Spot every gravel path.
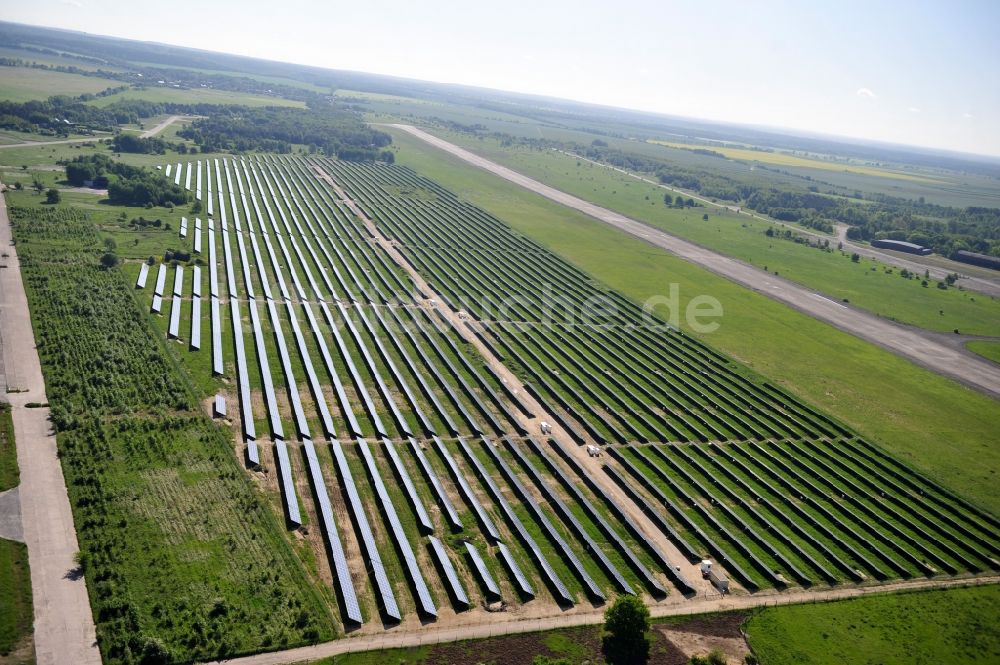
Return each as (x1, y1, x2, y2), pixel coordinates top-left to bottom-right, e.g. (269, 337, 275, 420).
(389, 124, 1000, 400)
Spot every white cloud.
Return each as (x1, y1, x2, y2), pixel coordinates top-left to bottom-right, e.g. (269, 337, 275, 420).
(855, 87, 877, 99)
(60, 0, 83, 7)
(963, 112, 974, 119)
(907, 106, 920, 113)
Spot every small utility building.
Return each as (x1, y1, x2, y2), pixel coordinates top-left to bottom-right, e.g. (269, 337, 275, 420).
(871, 239, 932, 255)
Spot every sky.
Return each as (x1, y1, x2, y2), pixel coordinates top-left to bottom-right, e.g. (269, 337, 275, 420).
(5, 0, 1000, 156)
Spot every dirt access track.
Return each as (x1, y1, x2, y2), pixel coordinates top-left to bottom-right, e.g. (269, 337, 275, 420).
(211, 576, 998, 665)
(388, 124, 1000, 401)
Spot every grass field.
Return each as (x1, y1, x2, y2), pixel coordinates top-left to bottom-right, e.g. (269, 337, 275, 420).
(88, 86, 305, 108)
(0, 403, 30, 662)
(966, 341, 1000, 365)
(746, 585, 1000, 664)
(420, 132, 1000, 336)
(647, 139, 942, 184)
(0, 139, 110, 168)
(0, 404, 17, 492)
(0, 538, 32, 661)
(0, 66, 121, 102)
(0, 128, 102, 145)
(387, 127, 1000, 516)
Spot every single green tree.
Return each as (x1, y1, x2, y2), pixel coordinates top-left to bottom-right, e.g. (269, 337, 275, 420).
(603, 595, 651, 664)
(45, 188, 61, 204)
(100, 252, 119, 269)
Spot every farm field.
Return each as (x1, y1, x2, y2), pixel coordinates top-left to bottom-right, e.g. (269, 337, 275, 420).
(0, 66, 120, 102)
(646, 139, 942, 183)
(0, 45, 123, 72)
(348, 91, 1000, 208)
(87, 86, 306, 108)
(126, 61, 334, 93)
(304, 611, 754, 664)
(413, 132, 1000, 337)
(82, 151, 994, 658)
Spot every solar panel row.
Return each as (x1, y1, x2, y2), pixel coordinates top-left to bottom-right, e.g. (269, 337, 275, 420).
(302, 439, 362, 624)
(428, 536, 470, 609)
(329, 439, 401, 621)
(505, 438, 633, 595)
(357, 438, 437, 618)
(484, 439, 604, 602)
(458, 438, 573, 606)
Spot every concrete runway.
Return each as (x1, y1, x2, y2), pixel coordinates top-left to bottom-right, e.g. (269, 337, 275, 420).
(559, 148, 1000, 299)
(0, 185, 101, 664)
(389, 124, 1000, 400)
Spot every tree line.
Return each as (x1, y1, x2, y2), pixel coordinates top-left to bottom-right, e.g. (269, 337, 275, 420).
(62, 154, 188, 207)
(177, 105, 394, 161)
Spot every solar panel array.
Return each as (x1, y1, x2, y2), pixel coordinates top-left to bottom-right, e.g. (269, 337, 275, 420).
(132, 154, 998, 632)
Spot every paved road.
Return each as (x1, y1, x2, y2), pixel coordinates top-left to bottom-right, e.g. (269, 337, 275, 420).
(140, 114, 195, 138)
(0, 186, 101, 664)
(390, 124, 1000, 400)
(559, 149, 1000, 298)
(209, 575, 999, 665)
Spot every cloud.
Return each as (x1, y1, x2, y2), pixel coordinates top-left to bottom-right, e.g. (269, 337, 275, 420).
(907, 106, 920, 113)
(963, 112, 974, 119)
(856, 87, 877, 99)
(60, 0, 83, 6)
